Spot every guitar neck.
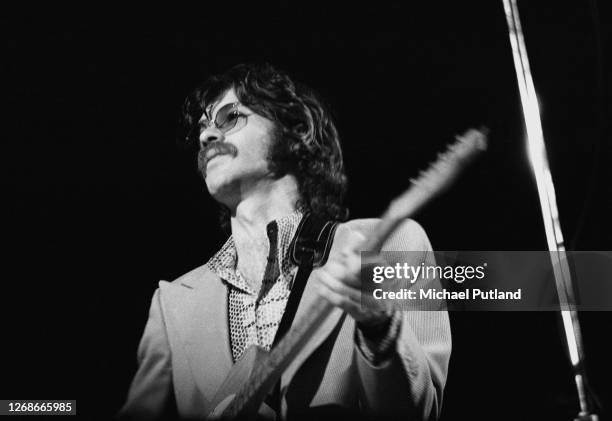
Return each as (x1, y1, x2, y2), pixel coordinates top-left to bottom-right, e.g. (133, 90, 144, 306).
(225, 298, 334, 418)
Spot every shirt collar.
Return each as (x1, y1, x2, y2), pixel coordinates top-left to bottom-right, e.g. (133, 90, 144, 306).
(206, 208, 305, 292)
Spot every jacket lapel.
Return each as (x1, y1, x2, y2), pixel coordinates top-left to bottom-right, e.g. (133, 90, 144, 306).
(159, 267, 233, 410)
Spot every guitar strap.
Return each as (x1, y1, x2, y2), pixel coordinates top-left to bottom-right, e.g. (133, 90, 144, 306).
(264, 213, 338, 414)
(272, 212, 338, 347)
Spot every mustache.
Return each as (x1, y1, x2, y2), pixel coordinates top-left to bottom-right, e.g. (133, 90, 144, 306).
(197, 142, 238, 175)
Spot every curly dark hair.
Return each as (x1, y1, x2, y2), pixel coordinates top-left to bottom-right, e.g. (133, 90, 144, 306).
(179, 63, 348, 229)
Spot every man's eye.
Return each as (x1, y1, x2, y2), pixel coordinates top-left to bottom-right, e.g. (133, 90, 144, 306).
(218, 112, 241, 128)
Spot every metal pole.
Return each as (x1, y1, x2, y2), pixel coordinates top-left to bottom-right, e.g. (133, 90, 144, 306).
(501, 1, 598, 419)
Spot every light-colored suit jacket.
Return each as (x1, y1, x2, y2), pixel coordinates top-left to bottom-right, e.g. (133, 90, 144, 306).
(120, 219, 451, 420)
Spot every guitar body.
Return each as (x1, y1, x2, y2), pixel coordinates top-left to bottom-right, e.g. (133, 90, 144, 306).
(208, 346, 277, 420)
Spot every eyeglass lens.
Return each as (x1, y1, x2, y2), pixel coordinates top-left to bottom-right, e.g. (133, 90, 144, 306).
(197, 103, 241, 136)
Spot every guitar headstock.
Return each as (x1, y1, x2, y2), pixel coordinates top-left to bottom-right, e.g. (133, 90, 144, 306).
(384, 127, 488, 222)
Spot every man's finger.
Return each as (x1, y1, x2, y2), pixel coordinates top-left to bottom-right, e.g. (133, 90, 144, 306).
(316, 269, 362, 303)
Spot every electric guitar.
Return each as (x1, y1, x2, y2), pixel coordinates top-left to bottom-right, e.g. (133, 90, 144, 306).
(208, 128, 489, 419)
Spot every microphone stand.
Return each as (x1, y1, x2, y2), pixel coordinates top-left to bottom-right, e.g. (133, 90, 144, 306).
(501, 1, 598, 419)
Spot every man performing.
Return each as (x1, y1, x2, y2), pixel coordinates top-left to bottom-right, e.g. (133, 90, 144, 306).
(120, 63, 451, 420)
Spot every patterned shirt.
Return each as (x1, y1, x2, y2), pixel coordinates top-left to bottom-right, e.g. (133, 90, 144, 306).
(206, 210, 303, 362)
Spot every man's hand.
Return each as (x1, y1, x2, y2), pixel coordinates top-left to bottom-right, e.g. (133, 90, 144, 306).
(313, 230, 389, 325)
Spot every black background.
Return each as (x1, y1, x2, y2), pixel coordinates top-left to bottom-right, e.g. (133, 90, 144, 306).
(2, 2, 611, 420)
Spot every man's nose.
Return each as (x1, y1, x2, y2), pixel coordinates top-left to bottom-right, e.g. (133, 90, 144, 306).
(199, 127, 224, 149)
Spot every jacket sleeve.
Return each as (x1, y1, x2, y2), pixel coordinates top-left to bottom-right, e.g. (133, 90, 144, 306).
(354, 219, 452, 421)
(118, 288, 176, 420)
